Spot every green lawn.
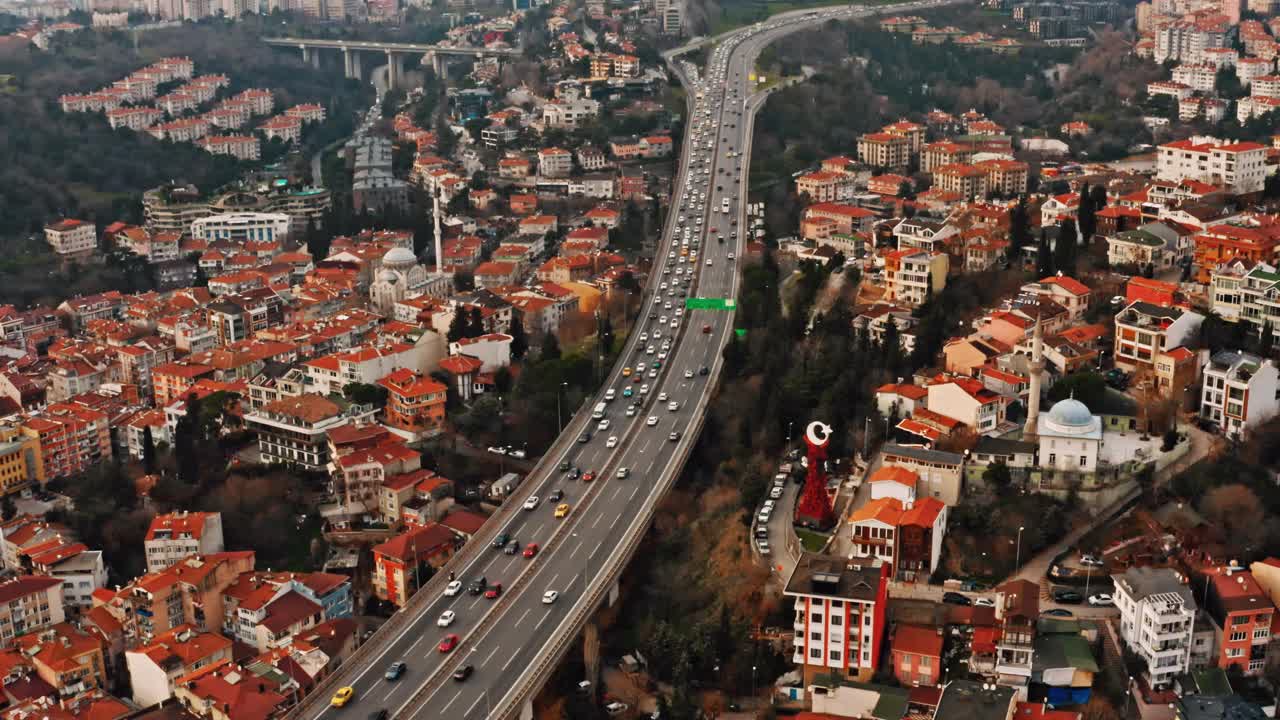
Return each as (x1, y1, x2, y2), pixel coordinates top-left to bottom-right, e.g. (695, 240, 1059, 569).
(796, 528, 830, 553)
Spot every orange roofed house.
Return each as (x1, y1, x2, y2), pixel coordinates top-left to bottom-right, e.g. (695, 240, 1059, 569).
(891, 624, 944, 687)
(143, 511, 225, 573)
(378, 368, 447, 439)
(372, 523, 459, 606)
(125, 624, 233, 707)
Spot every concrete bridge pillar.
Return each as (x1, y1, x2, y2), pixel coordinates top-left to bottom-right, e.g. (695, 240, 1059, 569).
(583, 621, 601, 695)
(343, 48, 354, 78)
(431, 51, 445, 78)
(352, 51, 362, 80)
(386, 50, 400, 89)
(519, 698, 535, 720)
(299, 45, 310, 64)
(310, 47, 320, 69)
(607, 580, 620, 608)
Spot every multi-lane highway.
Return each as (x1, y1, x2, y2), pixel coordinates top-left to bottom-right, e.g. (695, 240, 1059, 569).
(292, 3, 958, 719)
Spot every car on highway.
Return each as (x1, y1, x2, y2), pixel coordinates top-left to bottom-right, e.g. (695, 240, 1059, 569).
(543, 590, 559, 604)
(684, 369, 694, 378)
(548, 489, 564, 502)
(331, 687, 355, 707)
(647, 415, 659, 426)
(669, 429, 682, 442)
(523, 496, 539, 511)
(492, 533, 510, 548)
(606, 436, 619, 448)
(582, 470, 596, 482)
(597, 419, 611, 431)
(437, 611, 456, 627)
(453, 664, 474, 682)
(438, 634, 460, 653)
(555, 503, 570, 518)
(577, 432, 591, 443)
(484, 583, 503, 599)
(504, 539, 520, 555)
(558, 459, 571, 472)
(523, 543, 539, 558)
(668, 401, 680, 411)
(468, 577, 487, 595)
(1088, 593, 1114, 607)
(625, 404, 636, 416)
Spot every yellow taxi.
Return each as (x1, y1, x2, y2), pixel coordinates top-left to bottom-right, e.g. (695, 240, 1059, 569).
(622, 366, 632, 376)
(555, 503, 571, 518)
(331, 687, 355, 707)
(680, 247, 689, 256)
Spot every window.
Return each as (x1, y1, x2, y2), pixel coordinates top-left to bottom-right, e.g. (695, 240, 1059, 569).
(830, 650, 841, 661)
(864, 614, 872, 626)
(810, 648, 821, 659)
(1230, 631, 1247, 642)
(811, 613, 822, 623)
(811, 632, 822, 641)
(830, 615, 842, 626)
(1049, 453, 1056, 465)
(1080, 456, 1088, 467)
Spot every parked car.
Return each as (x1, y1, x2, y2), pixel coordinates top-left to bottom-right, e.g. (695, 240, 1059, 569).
(1052, 588, 1084, 604)
(1042, 608, 1074, 618)
(1080, 554, 1105, 567)
(942, 592, 972, 606)
(1088, 593, 1114, 607)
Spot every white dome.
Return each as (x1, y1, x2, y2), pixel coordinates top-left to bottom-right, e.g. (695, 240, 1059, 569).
(1047, 398, 1093, 428)
(383, 247, 417, 267)
(377, 268, 400, 283)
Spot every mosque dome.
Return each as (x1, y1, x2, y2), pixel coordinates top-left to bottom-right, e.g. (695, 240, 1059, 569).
(383, 247, 417, 267)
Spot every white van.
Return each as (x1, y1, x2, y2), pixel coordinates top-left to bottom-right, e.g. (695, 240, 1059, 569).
(592, 402, 607, 419)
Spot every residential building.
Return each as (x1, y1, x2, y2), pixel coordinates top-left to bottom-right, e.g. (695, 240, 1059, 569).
(1205, 566, 1273, 675)
(27, 538, 107, 612)
(848, 495, 948, 581)
(927, 376, 1005, 435)
(993, 579, 1039, 695)
(1156, 137, 1267, 195)
(1235, 262, 1280, 334)
(1199, 350, 1279, 439)
(1113, 302, 1204, 373)
(0, 426, 45, 497)
(95, 551, 255, 645)
(20, 403, 111, 479)
(538, 147, 573, 177)
(858, 132, 912, 170)
(190, 212, 291, 244)
(244, 394, 376, 471)
(0, 576, 65, 642)
(797, 171, 854, 203)
(371, 523, 459, 606)
(377, 368, 447, 439)
(935, 681, 1017, 720)
(883, 250, 948, 307)
(44, 219, 98, 264)
(1113, 566, 1196, 689)
(891, 625, 944, 687)
(172, 657, 291, 720)
(144, 511, 226, 573)
(783, 553, 890, 684)
(881, 444, 964, 506)
(14, 623, 107, 698)
(126, 624, 234, 708)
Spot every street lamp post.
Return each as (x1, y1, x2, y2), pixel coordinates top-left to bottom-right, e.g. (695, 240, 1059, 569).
(556, 382, 567, 434)
(751, 665, 757, 700)
(1015, 526, 1025, 574)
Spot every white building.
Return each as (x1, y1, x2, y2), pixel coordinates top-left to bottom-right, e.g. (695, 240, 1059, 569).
(1156, 137, 1268, 195)
(1153, 19, 1230, 64)
(190, 212, 292, 243)
(1199, 350, 1280, 439)
(1114, 301, 1205, 373)
(783, 553, 887, 684)
(44, 219, 97, 262)
(541, 97, 600, 130)
(449, 332, 513, 372)
(1113, 566, 1196, 689)
(1171, 63, 1219, 92)
(1035, 398, 1102, 478)
(143, 511, 225, 573)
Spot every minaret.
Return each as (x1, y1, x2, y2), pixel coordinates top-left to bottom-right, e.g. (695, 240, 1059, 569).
(1023, 314, 1044, 438)
(432, 184, 444, 276)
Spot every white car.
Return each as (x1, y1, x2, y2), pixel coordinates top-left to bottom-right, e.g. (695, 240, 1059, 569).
(1088, 593, 1114, 607)
(668, 401, 680, 411)
(647, 369, 658, 379)
(640, 384, 649, 395)
(706, 258, 713, 266)
(658, 392, 668, 402)
(646, 346, 655, 355)
(438, 610, 456, 627)
(647, 415, 659, 426)
(486, 445, 507, 455)
(598, 420, 611, 432)
(542, 590, 559, 604)
(606, 435, 619, 448)
(444, 580, 462, 597)
(625, 405, 637, 417)
(616, 467, 629, 478)
(973, 598, 996, 608)
(523, 496, 540, 511)
(684, 370, 694, 379)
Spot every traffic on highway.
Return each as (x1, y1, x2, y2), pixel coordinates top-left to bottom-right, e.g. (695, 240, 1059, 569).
(294, 3, 957, 719)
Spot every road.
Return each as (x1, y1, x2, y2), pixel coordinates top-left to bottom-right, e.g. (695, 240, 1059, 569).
(289, 3, 960, 719)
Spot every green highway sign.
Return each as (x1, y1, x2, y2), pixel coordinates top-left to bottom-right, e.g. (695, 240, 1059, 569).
(685, 298, 737, 310)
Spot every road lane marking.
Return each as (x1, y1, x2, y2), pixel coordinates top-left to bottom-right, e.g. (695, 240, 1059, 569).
(480, 645, 501, 668)
(516, 607, 531, 627)
(503, 653, 519, 671)
(590, 540, 603, 559)
(569, 542, 582, 560)
(591, 513, 604, 529)
(630, 486, 639, 500)
(539, 608, 555, 626)
(440, 689, 463, 715)
(546, 573, 560, 588)
(464, 693, 485, 716)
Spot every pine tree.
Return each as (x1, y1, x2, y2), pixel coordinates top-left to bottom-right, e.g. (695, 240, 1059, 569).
(446, 309, 468, 342)
(1054, 218, 1078, 276)
(541, 332, 561, 360)
(598, 314, 615, 354)
(467, 307, 484, 338)
(305, 217, 330, 260)
(142, 426, 157, 476)
(1037, 229, 1056, 278)
(509, 315, 528, 360)
(1260, 321, 1274, 358)
(1009, 195, 1030, 259)
(1077, 183, 1097, 244)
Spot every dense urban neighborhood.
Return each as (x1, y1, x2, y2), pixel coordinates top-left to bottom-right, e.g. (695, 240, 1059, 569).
(4, 0, 1280, 718)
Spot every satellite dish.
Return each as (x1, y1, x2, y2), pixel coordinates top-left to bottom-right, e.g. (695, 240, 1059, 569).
(806, 421, 832, 447)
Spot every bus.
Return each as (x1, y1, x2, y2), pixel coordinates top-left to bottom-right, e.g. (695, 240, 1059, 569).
(593, 402, 607, 419)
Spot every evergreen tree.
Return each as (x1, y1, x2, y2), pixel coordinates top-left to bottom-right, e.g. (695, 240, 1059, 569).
(1054, 218, 1078, 276)
(541, 332, 561, 360)
(1036, 229, 1056, 278)
(881, 317, 901, 373)
(173, 393, 201, 486)
(598, 314, 615, 354)
(142, 426, 157, 476)
(467, 307, 484, 338)
(446, 309, 468, 343)
(1260, 321, 1274, 358)
(305, 217, 330, 261)
(509, 315, 528, 360)
(1077, 183, 1097, 244)
(1009, 195, 1030, 259)
(1, 495, 15, 522)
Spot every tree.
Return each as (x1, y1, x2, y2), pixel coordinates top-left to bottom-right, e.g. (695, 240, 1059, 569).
(1009, 195, 1030, 259)
(1036, 229, 1056, 278)
(467, 307, 484, 338)
(541, 332, 561, 360)
(343, 382, 389, 408)
(305, 217, 330, 261)
(509, 315, 528, 360)
(598, 314, 615, 354)
(1201, 484, 1267, 558)
(446, 310, 468, 342)
(1077, 183, 1097, 244)
(1, 495, 16, 521)
(1048, 371, 1108, 409)
(1259, 321, 1274, 358)
(1054, 218, 1079, 276)
(983, 460, 1014, 495)
(142, 426, 157, 476)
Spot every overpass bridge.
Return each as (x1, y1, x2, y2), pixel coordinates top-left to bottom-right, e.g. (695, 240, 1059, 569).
(263, 37, 521, 87)
(281, 2, 960, 719)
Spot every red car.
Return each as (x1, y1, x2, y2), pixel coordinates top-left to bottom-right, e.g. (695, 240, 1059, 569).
(582, 471, 596, 482)
(523, 543, 539, 558)
(484, 583, 503, 599)
(438, 634, 460, 653)
(702, 324, 712, 334)
(632, 375, 643, 383)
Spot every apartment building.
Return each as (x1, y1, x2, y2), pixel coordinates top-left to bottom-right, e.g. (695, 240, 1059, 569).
(1199, 350, 1280, 439)
(95, 551, 255, 645)
(371, 523, 459, 606)
(0, 576, 65, 642)
(847, 495, 948, 581)
(27, 538, 107, 612)
(1206, 567, 1274, 676)
(1195, 220, 1280, 284)
(143, 511, 226, 573)
(0, 426, 45, 497)
(796, 171, 854, 203)
(1172, 62, 1220, 92)
(1113, 301, 1204, 373)
(15, 623, 107, 697)
(1231, 262, 1280, 334)
(221, 570, 351, 648)
(1153, 18, 1231, 63)
(891, 625, 943, 687)
(125, 625, 234, 707)
(783, 553, 890, 685)
(378, 368, 448, 439)
(993, 579, 1040, 694)
(883, 249, 948, 307)
(537, 147, 573, 177)
(20, 403, 111, 479)
(857, 132, 912, 170)
(927, 376, 1006, 435)
(1113, 567, 1196, 689)
(245, 394, 375, 471)
(1156, 137, 1267, 195)
(44, 219, 98, 264)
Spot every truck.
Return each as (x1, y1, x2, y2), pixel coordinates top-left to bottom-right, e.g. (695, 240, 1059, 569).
(593, 402, 607, 419)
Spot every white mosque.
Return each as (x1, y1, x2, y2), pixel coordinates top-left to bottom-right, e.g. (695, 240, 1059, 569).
(370, 246, 431, 314)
